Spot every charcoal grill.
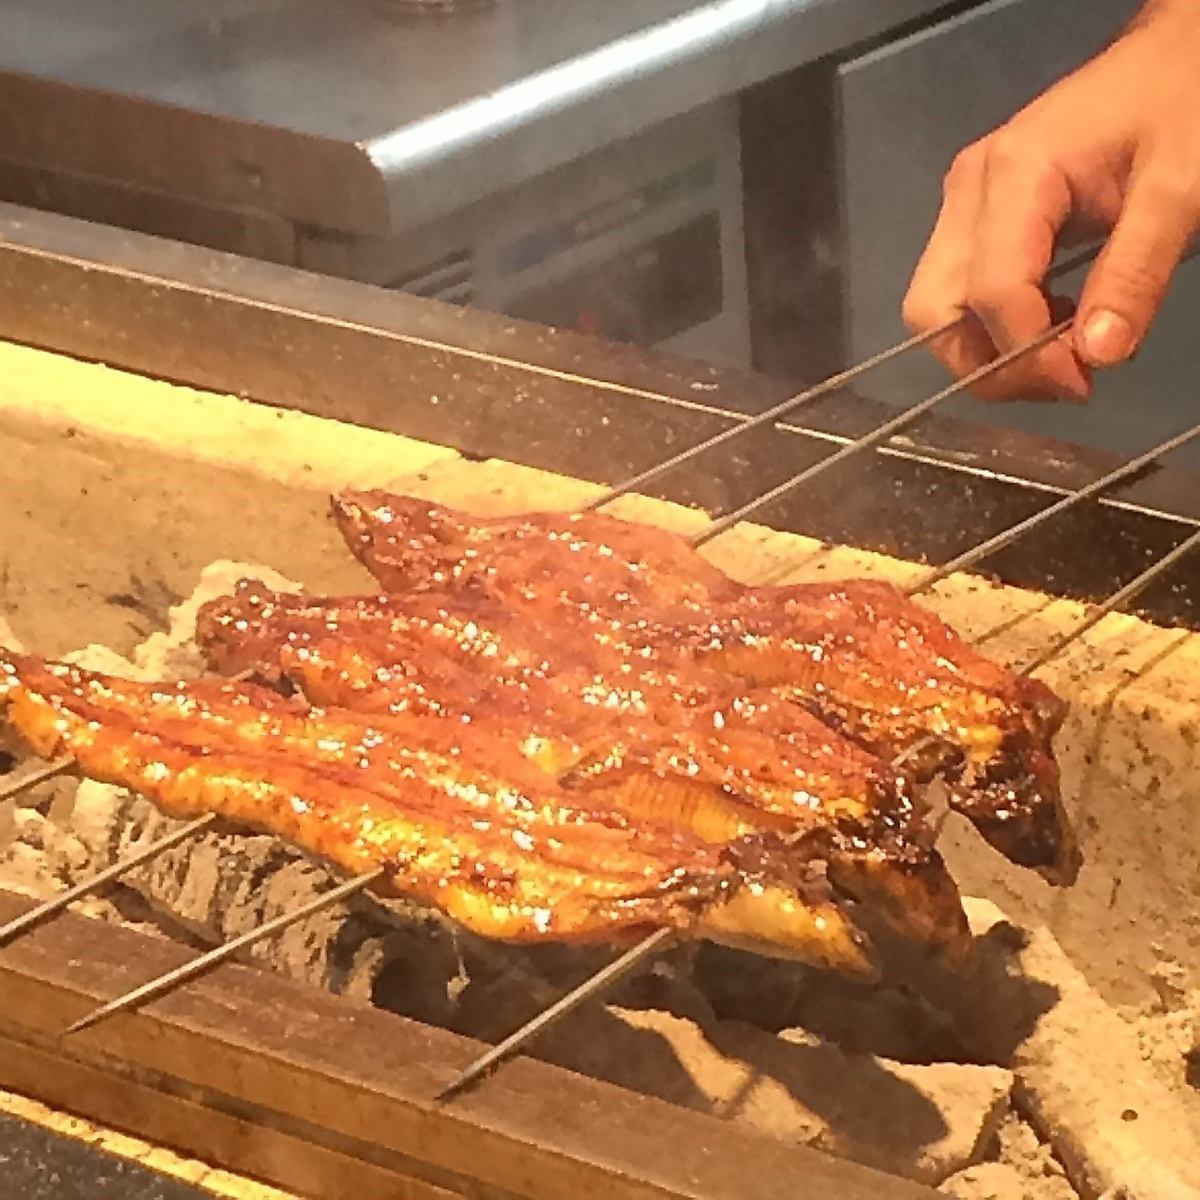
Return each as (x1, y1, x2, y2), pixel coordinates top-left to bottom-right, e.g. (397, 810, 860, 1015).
(1, 201, 1199, 1200)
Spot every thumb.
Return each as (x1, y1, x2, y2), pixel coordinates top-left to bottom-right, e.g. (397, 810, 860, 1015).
(1076, 170, 1196, 367)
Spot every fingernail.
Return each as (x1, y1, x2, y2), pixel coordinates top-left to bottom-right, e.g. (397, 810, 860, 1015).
(1080, 310, 1135, 366)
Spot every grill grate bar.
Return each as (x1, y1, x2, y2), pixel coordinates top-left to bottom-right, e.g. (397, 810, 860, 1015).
(907, 419, 1200, 596)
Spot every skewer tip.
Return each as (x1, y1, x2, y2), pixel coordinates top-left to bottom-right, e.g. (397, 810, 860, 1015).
(434, 1062, 492, 1104)
(63, 1008, 108, 1037)
(434, 926, 676, 1102)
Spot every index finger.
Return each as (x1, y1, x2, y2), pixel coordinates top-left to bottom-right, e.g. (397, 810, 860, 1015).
(903, 142, 1007, 389)
(966, 135, 1090, 398)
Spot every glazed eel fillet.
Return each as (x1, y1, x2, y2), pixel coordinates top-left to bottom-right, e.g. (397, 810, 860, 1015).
(0, 654, 881, 974)
(196, 582, 969, 953)
(332, 492, 1077, 881)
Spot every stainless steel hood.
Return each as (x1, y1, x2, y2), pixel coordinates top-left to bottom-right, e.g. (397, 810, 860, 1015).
(0, 0, 955, 235)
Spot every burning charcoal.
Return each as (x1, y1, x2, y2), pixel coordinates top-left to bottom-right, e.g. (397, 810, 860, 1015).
(1184, 1046, 1200, 1092)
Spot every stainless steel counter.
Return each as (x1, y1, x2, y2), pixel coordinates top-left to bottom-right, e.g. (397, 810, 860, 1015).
(0, 0, 953, 234)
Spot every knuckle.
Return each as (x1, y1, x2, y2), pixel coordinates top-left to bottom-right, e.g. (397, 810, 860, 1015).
(1095, 255, 1168, 304)
(901, 287, 930, 333)
(964, 271, 1006, 317)
(984, 128, 1025, 174)
(943, 140, 986, 197)
(903, 276, 964, 335)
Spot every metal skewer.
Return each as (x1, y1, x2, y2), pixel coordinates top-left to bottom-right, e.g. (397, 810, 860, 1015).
(587, 242, 1107, 513)
(690, 318, 1074, 548)
(435, 925, 677, 1102)
(64, 868, 384, 1034)
(1020, 526, 1200, 676)
(582, 327, 948, 513)
(0, 754, 76, 802)
(907, 418, 1200, 595)
(685, 246, 1200, 545)
(0, 813, 217, 945)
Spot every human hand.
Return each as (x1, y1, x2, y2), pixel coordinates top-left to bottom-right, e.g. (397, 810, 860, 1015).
(903, 0, 1200, 401)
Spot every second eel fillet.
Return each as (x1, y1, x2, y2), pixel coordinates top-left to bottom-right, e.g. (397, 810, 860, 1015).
(0, 653, 877, 973)
(331, 491, 1078, 882)
(195, 583, 970, 955)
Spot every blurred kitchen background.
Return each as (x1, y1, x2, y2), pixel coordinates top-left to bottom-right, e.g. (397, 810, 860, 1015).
(2, 0, 1192, 462)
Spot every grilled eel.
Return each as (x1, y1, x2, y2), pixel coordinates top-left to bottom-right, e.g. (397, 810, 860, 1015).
(0, 653, 877, 973)
(195, 583, 969, 954)
(331, 491, 1077, 882)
